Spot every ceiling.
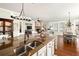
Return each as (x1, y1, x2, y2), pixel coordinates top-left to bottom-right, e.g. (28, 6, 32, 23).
(0, 3, 79, 22)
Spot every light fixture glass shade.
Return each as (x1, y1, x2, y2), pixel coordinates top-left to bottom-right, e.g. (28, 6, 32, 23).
(67, 20, 72, 27)
(66, 12, 72, 27)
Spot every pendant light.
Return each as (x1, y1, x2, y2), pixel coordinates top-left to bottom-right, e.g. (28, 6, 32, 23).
(67, 12, 72, 27)
(11, 3, 31, 21)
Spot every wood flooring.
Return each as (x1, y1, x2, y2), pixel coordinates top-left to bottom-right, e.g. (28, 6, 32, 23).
(55, 35, 79, 56)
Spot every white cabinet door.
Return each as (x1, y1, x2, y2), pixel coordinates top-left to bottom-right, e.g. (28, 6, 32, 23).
(51, 41, 54, 55)
(32, 52, 37, 56)
(38, 46, 46, 56)
(47, 41, 52, 56)
(38, 50, 46, 56)
(54, 36, 57, 49)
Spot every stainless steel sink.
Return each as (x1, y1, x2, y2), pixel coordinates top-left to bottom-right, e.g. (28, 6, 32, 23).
(13, 40, 44, 56)
(25, 40, 42, 51)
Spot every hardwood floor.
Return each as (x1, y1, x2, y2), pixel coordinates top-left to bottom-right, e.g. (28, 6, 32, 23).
(55, 35, 79, 56)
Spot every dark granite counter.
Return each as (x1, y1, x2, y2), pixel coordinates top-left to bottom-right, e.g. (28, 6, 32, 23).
(0, 35, 54, 56)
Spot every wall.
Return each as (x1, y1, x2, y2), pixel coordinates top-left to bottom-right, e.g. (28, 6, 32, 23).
(48, 20, 76, 35)
(48, 21, 66, 35)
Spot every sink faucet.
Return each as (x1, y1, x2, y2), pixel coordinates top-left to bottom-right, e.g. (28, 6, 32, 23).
(2, 36, 6, 42)
(34, 41, 37, 48)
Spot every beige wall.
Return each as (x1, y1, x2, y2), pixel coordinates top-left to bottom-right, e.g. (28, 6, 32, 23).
(48, 20, 76, 35)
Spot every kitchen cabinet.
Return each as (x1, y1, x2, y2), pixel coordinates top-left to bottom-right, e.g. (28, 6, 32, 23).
(0, 18, 13, 50)
(0, 18, 13, 37)
(33, 40, 54, 56)
(52, 41, 54, 55)
(54, 36, 57, 49)
(46, 39, 54, 56)
(46, 41, 52, 56)
(32, 40, 54, 56)
(37, 46, 46, 56)
(32, 52, 37, 56)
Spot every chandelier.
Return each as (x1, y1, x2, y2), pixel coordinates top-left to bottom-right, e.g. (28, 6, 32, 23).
(67, 12, 72, 27)
(11, 3, 31, 21)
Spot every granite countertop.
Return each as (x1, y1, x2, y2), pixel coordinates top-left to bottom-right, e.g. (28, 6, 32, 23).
(23, 35, 54, 56)
(27, 37, 53, 56)
(0, 35, 54, 56)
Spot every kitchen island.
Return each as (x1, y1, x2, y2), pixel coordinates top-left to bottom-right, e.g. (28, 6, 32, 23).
(0, 34, 54, 56)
